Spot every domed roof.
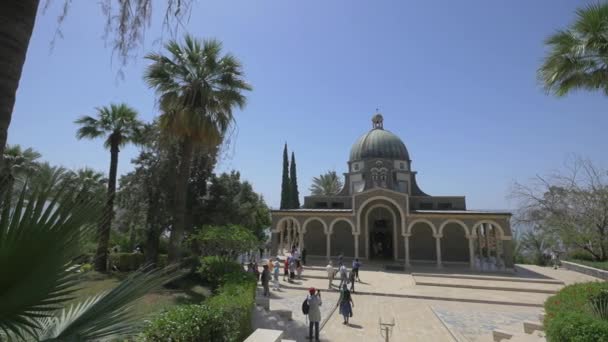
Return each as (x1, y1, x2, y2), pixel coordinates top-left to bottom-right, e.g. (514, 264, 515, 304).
(349, 114, 409, 161)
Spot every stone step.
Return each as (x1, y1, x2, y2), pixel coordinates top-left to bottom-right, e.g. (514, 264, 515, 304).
(493, 329, 545, 342)
(412, 272, 564, 285)
(244, 328, 284, 342)
(523, 320, 544, 334)
(281, 340, 296, 342)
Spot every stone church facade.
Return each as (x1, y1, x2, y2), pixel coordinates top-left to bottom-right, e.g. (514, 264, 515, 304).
(271, 114, 514, 271)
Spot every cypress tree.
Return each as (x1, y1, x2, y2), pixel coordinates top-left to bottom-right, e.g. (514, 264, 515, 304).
(290, 151, 300, 208)
(280, 143, 291, 209)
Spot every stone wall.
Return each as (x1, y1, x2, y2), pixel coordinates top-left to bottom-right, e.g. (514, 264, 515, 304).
(562, 260, 608, 280)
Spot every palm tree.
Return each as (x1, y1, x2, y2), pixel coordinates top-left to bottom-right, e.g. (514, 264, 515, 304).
(144, 35, 252, 262)
(0, 180, 180, 341)
(310, 171, 344, 196)
(539, 3, 608, 97)
(75, 103, 143, 272)
(1, 144, 41, 209)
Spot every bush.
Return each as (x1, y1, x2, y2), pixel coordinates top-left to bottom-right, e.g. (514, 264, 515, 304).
(79, 263, 93, 273)
(198, 256, 244, 289)
(109, 253, 145, 271)
(569, 250, 596, 262)
(143, 262, 256, 341)
(545, 282, 608, 342)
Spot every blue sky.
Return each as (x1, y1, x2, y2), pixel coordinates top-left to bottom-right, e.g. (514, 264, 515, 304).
(10, 0, 608, 210)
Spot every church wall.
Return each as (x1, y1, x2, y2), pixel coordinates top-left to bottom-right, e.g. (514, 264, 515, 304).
(303, 220, 326, 256)
(440, 223, 468, 262)
(410, 222, 436, 261)
(331, 221, 355, 258)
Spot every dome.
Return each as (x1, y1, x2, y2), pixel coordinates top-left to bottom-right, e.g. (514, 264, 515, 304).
(349, 114, 409, 161)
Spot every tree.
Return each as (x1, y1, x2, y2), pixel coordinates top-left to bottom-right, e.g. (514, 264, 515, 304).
(0, 180, 180, 341)
(0, 144, 41, 209)
(539, 2, 608, 97)
(75, 103, 143, 272)
(310, 170, 343, 196)
(280, 144, 290, 209)
(190, 225, 259, 260)
(0, 0, 197, 170)
(512, 157, 608, 261)
(144, 35, 252, 262)
(289, 151, 300, 209)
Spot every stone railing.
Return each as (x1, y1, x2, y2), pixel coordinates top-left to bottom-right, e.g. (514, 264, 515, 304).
(562, 260, 608, 280)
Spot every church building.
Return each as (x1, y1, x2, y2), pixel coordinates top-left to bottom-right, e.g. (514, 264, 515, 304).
(271, 114, 514, 271)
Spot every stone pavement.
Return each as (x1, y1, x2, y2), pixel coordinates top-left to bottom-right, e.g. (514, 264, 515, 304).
(252, 260, 601, 341)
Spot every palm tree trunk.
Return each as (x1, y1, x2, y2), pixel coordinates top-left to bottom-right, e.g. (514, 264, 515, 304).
(0, 0, 40, 170)
(94, 142, 119, 272)
(145, 195, 161, 266)
(168, 140, 193, 263)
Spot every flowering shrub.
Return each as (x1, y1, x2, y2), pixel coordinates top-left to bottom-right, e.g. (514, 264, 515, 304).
(545, 282, 608, 341)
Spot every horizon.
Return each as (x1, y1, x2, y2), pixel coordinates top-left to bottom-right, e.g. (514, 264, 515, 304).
(9, 0, 608, 211)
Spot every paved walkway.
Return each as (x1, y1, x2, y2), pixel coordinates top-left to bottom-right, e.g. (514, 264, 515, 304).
(252, 260, 601, 341)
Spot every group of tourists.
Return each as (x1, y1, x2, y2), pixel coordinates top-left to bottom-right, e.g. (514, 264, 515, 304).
(249, 245, 309, 297)
(325, 258, 361, 292)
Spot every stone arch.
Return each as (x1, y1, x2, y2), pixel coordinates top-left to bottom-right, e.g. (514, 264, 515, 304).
(275, 216, 300, 233)
(302, 218, 327, 257)
(303, 217, 329, 234)
(438, 219, 469, 237)
(471, 220, 505, 239)
(406, 218, 438, 236)
(440, 222, 469, 262)
(359, 202, 403, 260)
(357, 196, 406, 235)
(409, 221, 437, 261)
(331, 220, 355, 258)
(329, 218, 355, 234)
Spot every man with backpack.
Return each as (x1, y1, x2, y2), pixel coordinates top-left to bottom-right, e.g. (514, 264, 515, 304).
(303, 287, 322, 341)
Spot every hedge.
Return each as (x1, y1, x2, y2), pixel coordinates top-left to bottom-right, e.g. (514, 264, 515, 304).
(198, 256, 246, 289)
(142, 260, 256, 341)
(77, 253, 169, 271)
(544, 282, 608, 342)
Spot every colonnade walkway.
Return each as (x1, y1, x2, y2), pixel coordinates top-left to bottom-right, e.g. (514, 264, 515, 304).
(252, 256, 601, 341)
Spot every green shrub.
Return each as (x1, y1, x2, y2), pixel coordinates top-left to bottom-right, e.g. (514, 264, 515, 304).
(109, 253, 145, 271)
(198, 256, 244, 289)
(545, 282, 608, 342)
(143, 263, 256, 341)
(569, 250, 596, 262)
(79, 263, 93, 273)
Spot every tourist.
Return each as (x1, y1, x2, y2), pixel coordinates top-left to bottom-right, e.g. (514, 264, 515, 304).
(338, 284, 354, 325)
(261, 264, 270, 297)
(289, 258, 296, 282)
(247, 262, 254, 274)
(267, 258, 273, 271)
(302, 247, 307, 265)
(352, 258, 361, 282)
(253, 262, 260, 282)
(326, 261, 335, 289)
(296, 259, 303, 279)
(283, 257, 289, 281)
(306, 287, 323, 341)
(273, 257, 281, 291)
(338, 263, 348, 289)
(348, 270, 356, 293)
(293, 247, 300, 260)
(338, 252, 343, 266)
(551, 250, 559, 269)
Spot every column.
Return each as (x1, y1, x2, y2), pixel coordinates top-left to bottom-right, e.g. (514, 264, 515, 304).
(326, 232, 331, 260)
(468, 236, 475, 270)
(435, 235, 442, 268)
(354, 234, 359, 259)
(299, 228, 304, 250)
(286, 224, 291, 251)
(404, 235, 411, 268)
(279, 228, 284, 255)
(485, 224, 491, 259)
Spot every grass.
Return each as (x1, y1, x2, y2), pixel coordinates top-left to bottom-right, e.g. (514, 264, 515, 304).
(70, 271, 211, 317)
(569, 259, 608, 271)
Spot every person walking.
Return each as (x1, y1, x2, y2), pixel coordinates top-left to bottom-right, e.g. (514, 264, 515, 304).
(273, 258, 281, 291)
(261, 264, 270, 297)
(338, 263, 348, 289)
(302, 247, 307, 265)
(253, 262, 260, 283)
(338, 284, 354, 325)
(348, 270, 356, 293)
(296, 259, 303, 279)
(352, 258, 361, 282)
(306, 287, 323, 341)
(338, 252, 344, 266)
(289, 258, 296, 282)
(326, 261, 335, 289)
(283, 257, 289, 281)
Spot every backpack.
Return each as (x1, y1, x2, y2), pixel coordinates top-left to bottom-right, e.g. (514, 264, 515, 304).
(302, 297, 310, 315)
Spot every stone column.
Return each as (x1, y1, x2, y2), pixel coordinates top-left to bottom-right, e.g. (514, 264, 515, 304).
(404, 235, 411, 268)
(485, 224, 491, 259)
(299, 228, 304, 250)
(286, 225, 291, 251)
(435, 234, 442, 268)
(279, 228, 284, 255)
(468, 236, 475, 270)
(326, 232, 331, 260)
(354, 234, 359, 259)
